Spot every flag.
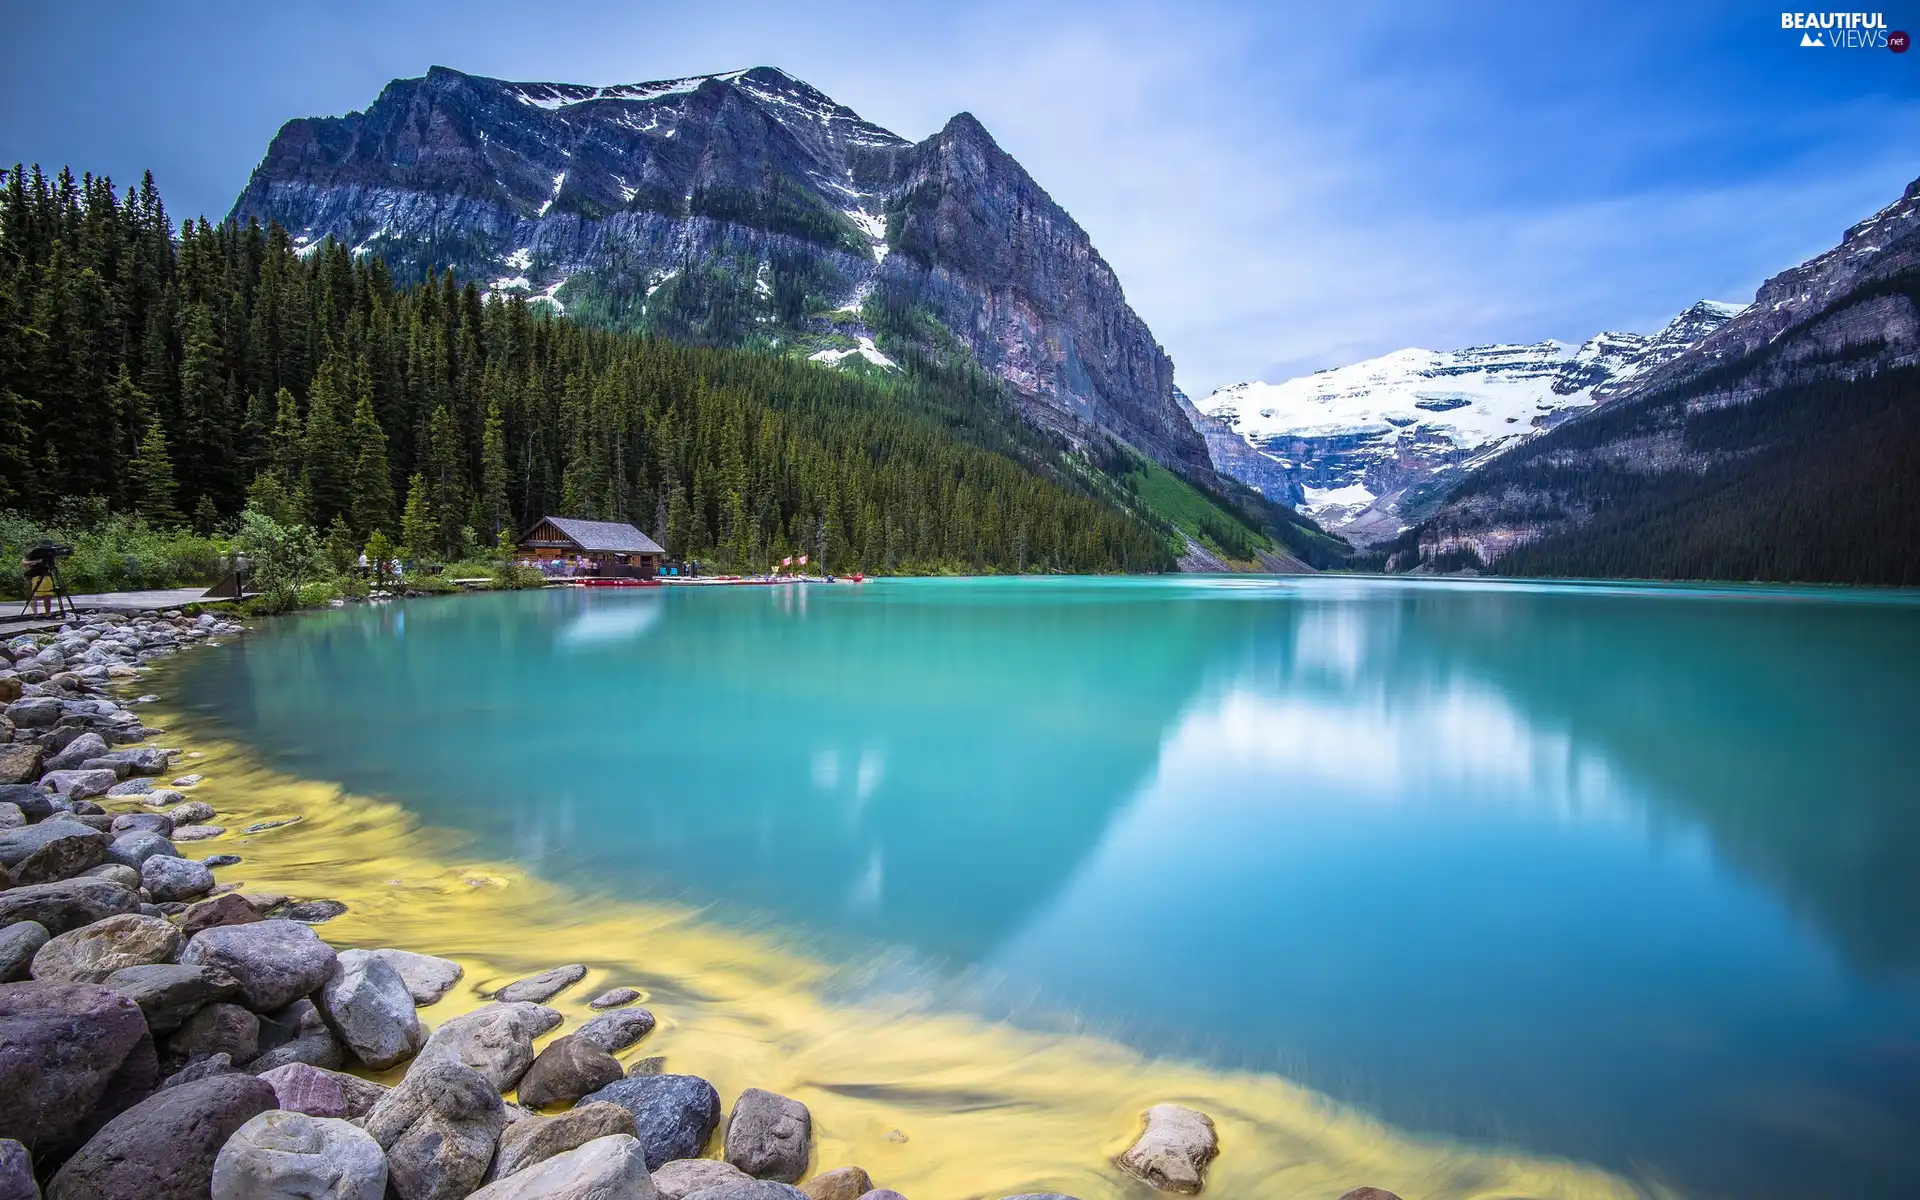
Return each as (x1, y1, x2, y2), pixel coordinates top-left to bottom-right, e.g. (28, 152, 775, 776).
(798, 555, 808, 565)
(782, 556, 793, 567)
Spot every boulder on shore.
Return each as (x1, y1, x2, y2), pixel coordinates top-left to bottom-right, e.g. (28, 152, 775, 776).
(103, 962, 238, 1033)
(210, 1109, 388, 1200)
(0, 820, 107, 886)
(30, 913, 181, 984)
(0, 877, 140, 935)
(318, 948, 424, 1070)
(369, 948, 463, 1005)
(577, 1006, 656, 1053)
(653, 1158, 752, 1200)
(1114, 1104, 1218, 1194)
(580, 1074, 722, 1171)
(798, 1166, 873, 1200)
(493, 963, 587, 1003)
(363, 1058, 507, 1200)
(256, 1062, 390, 1120)
(515, 1033, 623, 1109)
(0, 920, 50, 983)
(467, 1134, 655, 1200)
(724, 1087, 812, 1183)
(485, 1101, 636, 1183)
(412, 1001, 561, 1092)
(0, 980, 158, 1165)
(180, 919, 338, 1013)
(46, 1071, 276, 1200)
(141, 854, 214, 903)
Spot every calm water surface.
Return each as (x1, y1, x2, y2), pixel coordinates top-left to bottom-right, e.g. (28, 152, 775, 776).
(175, 576, 1920, 1198)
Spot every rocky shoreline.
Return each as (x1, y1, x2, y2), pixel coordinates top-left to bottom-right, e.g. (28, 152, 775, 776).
(0, 604, 1394, 1200)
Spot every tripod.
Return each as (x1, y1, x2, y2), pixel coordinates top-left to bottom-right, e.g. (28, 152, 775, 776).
(18, 552, 79, 620)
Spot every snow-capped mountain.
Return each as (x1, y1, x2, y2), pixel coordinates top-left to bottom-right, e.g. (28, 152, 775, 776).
(1194, 301, 1743, 542)
(231, 65, 1210, 474)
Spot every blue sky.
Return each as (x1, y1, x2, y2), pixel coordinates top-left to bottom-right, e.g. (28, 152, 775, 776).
(4, 0, 1916, 395)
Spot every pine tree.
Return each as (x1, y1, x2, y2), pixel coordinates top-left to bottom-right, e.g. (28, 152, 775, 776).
(348, 392, 395, 536)
(400, 472, 436, 564)
(478, 400, 510, 540)
(324, 514, 357, 574)
(125, 420, 182, 526)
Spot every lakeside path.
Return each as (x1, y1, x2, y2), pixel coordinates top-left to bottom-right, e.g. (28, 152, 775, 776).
(9, 601, 1654, 1199)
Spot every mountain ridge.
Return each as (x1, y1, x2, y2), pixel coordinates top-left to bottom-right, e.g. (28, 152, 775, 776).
(1190, 300, 1743, 543)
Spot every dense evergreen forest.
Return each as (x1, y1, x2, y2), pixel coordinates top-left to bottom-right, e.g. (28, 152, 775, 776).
(0, 164, 1187, 575)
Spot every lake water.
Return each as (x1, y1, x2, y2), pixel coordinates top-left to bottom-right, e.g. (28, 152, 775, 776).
(174, 576, 1920, 1198)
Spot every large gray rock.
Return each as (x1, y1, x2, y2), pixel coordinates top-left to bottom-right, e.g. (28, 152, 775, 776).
(45, 1072, 277, 1200)
(486, 1101, 636, 1183)
(494, 963, 586, 1003)
(0, 877, 139, 935)
(255, 1062, 389, 1119)
(467, 1134, 656, 1199)
(797, 1165, 872, 1200)
(76, 863, 138, 890)
(0, 744, 43, 786)
(40, 770, 119, 801)
(104, 831, 177, 870)
(516, 1033, 623, 1109)
(87, 748, 171, 776)
(0, 820, 107, 885)
(0, 919, 49, 983)
(318, 949, 424, 1070)
(413, 1001, 561, 1091)
(0, 981, 157, 1162)
(168, 1002, 261, 1064)
(243, 1030, 346, 1074)
(1334, 1191, 1404, 1200)
(31, 913, 181, 984)
(581, 1075, 722, 1171)
(589, 986, 641, 1010)
(1114, 1104, 1217, 1194)
(364, 1058, 507, 1200)
(0, 1138, 36, 1200)
(724, 1088, 811, 1183)
(140, 854, 214, 902)
(181, 919, 338, 1012)
(104, 962, 239, 1033)
(211, 1109, 387, 1200)
(180, 893, 262, 937)
(0, 785, 55, 820)
(5, 697, 61, 728)
(578, 1006, 657, 1053)
(0, 803, 23, 831)
(369, 948, 463, 1005)
(682, 1181, 806, 1200)
(44, 733, 109, 773)
(653, 1159, 752, 1200)
(108, 812, 172, 837)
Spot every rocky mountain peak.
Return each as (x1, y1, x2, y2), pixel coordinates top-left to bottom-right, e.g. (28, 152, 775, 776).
(231, 65, 1209, 474)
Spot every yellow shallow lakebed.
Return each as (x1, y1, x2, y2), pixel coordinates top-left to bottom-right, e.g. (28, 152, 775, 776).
(139, 711, 1657, 1200)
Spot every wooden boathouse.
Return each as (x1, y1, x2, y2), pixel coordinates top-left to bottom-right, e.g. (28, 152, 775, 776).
(516, 516, 666, 579)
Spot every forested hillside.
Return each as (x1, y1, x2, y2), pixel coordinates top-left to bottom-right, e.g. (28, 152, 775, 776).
(0, 164, 1179, 575)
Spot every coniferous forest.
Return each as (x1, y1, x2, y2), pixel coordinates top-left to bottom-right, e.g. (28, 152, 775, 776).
(0, 164, 1180, 579)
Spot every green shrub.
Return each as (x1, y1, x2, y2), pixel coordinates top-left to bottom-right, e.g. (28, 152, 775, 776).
(0, 509, 229, 599)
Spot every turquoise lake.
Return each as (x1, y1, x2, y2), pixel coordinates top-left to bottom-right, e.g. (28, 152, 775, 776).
(173, 576, 1920, 1198)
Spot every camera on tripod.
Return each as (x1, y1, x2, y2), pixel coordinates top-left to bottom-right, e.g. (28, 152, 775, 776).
(22, 541, 74, 573)
(17, 540, 78, 618)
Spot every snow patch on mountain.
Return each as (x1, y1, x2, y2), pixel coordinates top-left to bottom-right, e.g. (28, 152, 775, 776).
(810, 336, 898, 370)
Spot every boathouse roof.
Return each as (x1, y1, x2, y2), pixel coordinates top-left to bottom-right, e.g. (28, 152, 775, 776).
(522, 517, 665, 555)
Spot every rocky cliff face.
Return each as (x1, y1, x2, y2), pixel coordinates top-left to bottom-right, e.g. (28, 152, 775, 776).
(1191, 301, 1741, 543)
(1391, 175, 1920, 574)
(231, 66, 1210, 473)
